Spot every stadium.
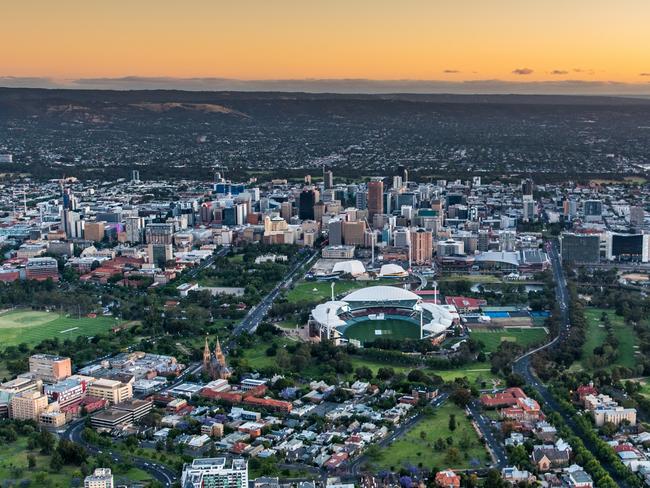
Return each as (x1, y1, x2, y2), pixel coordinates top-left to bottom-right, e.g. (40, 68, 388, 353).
(309, 285, 455, 346)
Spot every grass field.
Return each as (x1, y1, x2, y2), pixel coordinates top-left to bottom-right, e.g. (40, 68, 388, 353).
(345, 318, 421, 345)
(241, 337, 296, 370)
(285, 280, 369, 304)
(285, 279, 411, 305)
(578, 308, 638, 371)
(470, 327, 548, 353)
(0, 309, 119, 349)
(349, 357, 500, 385)
(373, 402, 489, 471)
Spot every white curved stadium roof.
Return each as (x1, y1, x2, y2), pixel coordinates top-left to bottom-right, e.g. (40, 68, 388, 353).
(378, 263, 408, 277)
(311, 301, 349, 328)
(332, 260, 366, 277)
(343, 285, 419, 303)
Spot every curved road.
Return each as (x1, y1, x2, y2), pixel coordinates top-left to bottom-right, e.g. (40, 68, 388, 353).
(511, 240, 630, 487)
(63, 420, 178, 486)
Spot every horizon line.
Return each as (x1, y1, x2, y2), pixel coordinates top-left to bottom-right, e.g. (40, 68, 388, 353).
(1, 75, 650, 97)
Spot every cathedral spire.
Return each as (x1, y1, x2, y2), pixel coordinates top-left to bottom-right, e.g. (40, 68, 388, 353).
(203, 335, 211, 367)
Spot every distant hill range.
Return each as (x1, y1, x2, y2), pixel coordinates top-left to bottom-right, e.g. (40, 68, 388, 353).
(1, 87, 649, 180)
(2, 87, 650, 119)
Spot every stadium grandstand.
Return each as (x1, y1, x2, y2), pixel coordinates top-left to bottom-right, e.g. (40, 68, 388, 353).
(309, 285, 454, 346)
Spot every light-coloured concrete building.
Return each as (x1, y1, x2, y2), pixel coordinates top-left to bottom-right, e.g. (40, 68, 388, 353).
(84, 468, 114, 488)
(87, 379, 133, 405)
(11, 390, 48, 420)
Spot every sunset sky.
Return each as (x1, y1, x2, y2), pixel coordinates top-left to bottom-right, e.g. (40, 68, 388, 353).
(3, 0, 650, 93)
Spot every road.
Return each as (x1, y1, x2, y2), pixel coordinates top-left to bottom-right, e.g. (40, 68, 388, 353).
(70, 249, 319, 486)
(467, 400, 508, 469)
(62, 420, 178, 486)
(347, 392, 449, 475)
(511, 240, 630, 487)
(412, 270, 428, 291)
(231, 249, 318, 337)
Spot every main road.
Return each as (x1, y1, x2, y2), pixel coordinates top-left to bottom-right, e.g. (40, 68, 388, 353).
(512, 240, 630, 487)
(231, 249, 319, 337)
(62, 420, 178, 486)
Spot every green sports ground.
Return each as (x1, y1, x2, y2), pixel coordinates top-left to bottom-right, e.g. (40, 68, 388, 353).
(0, 309, 120, 348)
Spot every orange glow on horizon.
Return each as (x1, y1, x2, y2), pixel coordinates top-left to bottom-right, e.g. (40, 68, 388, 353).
(3, 0, 650, 83)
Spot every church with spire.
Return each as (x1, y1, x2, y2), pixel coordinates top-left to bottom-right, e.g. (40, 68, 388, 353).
(203, 336, 232, 380)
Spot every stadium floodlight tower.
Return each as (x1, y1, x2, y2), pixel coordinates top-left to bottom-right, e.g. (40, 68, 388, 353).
(414, 302, 424, 339)
(364, 217, 376, 267)
(325, 305, 332, 340)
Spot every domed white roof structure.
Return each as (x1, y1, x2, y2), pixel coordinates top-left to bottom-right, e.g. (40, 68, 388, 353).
(378, 263, 408, 277)
(332, 260, 366, 277)
(343, 285, 419, 303)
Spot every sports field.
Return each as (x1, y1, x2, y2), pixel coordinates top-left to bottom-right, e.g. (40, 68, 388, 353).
(373, 402, 490, 471)
(470, 327, 548, 353)
(0, 309, 119, 349)
(285, 280, 368, 304)
(344, 318, 420, 344)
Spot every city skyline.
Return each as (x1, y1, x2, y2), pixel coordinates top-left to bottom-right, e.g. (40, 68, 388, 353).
(3, 0, 650, 95)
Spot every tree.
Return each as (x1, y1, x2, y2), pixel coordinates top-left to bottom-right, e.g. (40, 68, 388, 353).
(376, 367, 395, 381)
(434, 438, 446, 451)
(600, 421, 618, 438)
(483, 469, 507, 488)
(27, 454, 36, 469)
(407, 369, 430, 384)
(50, 451, 64, 471)
(445, 447, 461, 465)
(355, 366, 373, 380)
(448, 414, 457, 431)
(450, 387, 472, 407)
(508, 444, 529, 468)
(56, 439, 88, 464)
(38, 429, 55, 455)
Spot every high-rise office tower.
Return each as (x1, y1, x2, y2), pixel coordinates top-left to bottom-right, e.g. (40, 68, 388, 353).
(145, 223, 174, 244)
(125, 216, 144, 243)
(131, 170, 140, 183)
(60, 187, 78, 237)
(342, 220, 367, 246)
(323, 171, 334, 189)
(328, 218, 343, 246)
(410, 228, 433, 264)
(522, 196, 536, 222)
(299, 189, 316, 220)
(314, 201, 325, 223)
(367, 180, 384, 221)
(355, 191, 367, 210)
(280, 202, 293, 221)
(477, 229, 490, 252)
(397, 165, 408, 184)
(521, 178, 534, 196)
